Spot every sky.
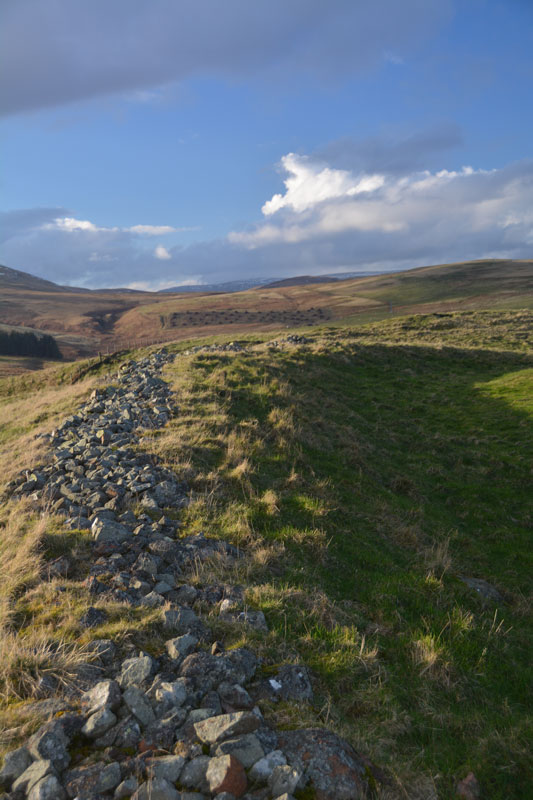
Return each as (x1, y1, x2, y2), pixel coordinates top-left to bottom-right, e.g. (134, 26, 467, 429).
(1, 0, 532, 290)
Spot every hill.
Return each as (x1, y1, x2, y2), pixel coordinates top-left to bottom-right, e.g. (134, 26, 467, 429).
(0, 264, 75, 292)
(0, 259, 532, 371)
(0, 310, 531, 798)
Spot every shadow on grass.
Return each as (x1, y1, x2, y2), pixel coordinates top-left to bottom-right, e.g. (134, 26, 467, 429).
(182, 341, 532, 798)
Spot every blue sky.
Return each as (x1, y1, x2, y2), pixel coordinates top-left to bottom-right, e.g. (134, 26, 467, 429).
(1, 0, 532, 289)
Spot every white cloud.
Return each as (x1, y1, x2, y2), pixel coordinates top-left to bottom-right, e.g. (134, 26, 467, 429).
(154, 245, 171, 260)
(41, 217, 178, 236)
(43, 216, 101, 232)
(231, 158, 502, 248)
(128, 224, 176, 235)
(262, 153, 385, 215)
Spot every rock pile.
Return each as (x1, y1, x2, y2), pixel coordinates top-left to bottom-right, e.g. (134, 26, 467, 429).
(183, 342, 245, 356)
(1, 349, 374, 800)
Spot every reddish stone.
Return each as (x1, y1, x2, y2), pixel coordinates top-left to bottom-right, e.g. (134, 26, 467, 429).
(278, 728, 377, 800)
(206, 754, 247, 797)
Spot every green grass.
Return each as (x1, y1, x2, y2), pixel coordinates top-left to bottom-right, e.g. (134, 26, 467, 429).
(0, 310, 531, 796)
(153, 311, 533, 799)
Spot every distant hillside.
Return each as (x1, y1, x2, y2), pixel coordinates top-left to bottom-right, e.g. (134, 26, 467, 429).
(159, 278, 273, 294)
(161, 271, 382, 293)
(263, 275, 340, 289)
(0, 264, 78, 292)
(1, 258, 531, 371)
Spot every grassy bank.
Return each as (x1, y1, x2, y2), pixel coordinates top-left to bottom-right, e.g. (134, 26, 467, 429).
(147, 314, 533, 798)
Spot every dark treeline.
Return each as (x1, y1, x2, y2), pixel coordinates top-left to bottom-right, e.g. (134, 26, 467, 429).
(0, 329, 62, 359)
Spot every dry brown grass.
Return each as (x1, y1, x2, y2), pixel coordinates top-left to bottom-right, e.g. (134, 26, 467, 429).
(0, 502, 46, 629)
(0, 505, 96, 703)
(0, 377, 98, 485)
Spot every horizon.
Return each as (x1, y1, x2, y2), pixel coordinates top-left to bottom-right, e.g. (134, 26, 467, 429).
(1, 1, 532, 290)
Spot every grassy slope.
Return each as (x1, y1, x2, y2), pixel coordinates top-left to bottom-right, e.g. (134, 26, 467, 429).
(0, 311, 531, 797)
(112, 259, 533, 344)
(150, 312, 532, 799)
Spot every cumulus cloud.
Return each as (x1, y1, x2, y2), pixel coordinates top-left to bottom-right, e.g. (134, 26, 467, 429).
(0, 0, 451, 116)
(262, 153, 385, 216)
(229, 157, 507, 248)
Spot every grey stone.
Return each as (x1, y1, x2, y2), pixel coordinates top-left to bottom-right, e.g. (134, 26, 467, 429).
(154, 581, 173, 594)
(120, 654, 153, 687)
(155, 680, 188, 708)
(99, 762, 122, 793)
(0, 746, 32, 789)
(174, 585, 198, 605)
(28, 774, 66, 800)
(64, 761, 121, 798)
(123, 686, 156, 727)
(268, 765, 301, 797)
(278, 728, 371, 799)
(82, 679, 122, 712)
(146, 755, 186, 783)
(154, 481, 180, 507)
(132, 777, 180, 800)
(114, 716, 142, 747)
(82, 706, 117, 738)
(274, 665, 313, 703)
(162, 606, 199, 634)
(13, 761, 56, 795)
(249, 751, 287, 783)
(179, 756, 210, 793)
(140, 590, 166, 608)
(214, 734, 264, 768)
(179, 795, 207, 800)
(27, 722, 70, 771)
(217, 682, 254, 710)
(165, 634, 198, 660)
(91, 518, 130, 543)
(187, 708, 218, 727)
(114, 776, 139, 798)
(142, 709, 186, 751)
(156, 572, 176, 588)
(235, 610, 268, 632)
(194, 712, 260, 745)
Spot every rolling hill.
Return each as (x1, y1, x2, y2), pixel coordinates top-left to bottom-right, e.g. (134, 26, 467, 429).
(0, 259, 531, 370)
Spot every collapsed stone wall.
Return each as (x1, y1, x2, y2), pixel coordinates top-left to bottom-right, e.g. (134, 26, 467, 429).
(1, 350, 376, 800)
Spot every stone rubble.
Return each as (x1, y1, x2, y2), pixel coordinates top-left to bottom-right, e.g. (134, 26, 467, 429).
(1, 349, 375, 800)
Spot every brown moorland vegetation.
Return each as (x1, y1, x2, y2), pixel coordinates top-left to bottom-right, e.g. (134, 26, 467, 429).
(1, 259, 532, 372)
